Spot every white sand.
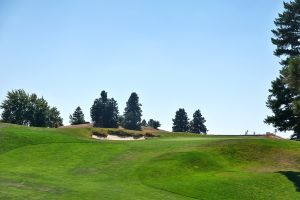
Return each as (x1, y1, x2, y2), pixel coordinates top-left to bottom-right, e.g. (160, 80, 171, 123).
(92, 134, 145, 141)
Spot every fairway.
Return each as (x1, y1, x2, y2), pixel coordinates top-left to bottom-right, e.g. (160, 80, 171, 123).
(1, 123, 300, 200)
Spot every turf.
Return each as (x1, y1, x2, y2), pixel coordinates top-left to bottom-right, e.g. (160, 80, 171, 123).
(1, 123, 300, 199)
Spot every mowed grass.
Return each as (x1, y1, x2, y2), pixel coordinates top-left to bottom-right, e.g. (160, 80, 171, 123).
(1, 123, 300, 199)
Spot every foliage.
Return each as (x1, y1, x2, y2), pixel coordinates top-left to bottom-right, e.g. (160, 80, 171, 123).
(141, 119, 147, 127)
(1, 89, 29, 125)
(189, 109, 207, 134)
(267, 0, 300, 140)
(172, 108, 189, 132)
(49, 107, 63, 128)
(123, 92, 142, 130)
(265, 76, 297, 131)
(271, 0, 300, 65)
(70, 106, 86, 125)
(90, 91, 119, 128)
(118, 115, 125, 127)
(92, 130, 108, 138)
(0, 89, 63, 127)
(283, 57, 300, 94)
(147, 119, 161, 129)
(283, 57, 300, 116)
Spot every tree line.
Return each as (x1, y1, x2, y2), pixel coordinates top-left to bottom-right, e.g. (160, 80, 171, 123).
(0, 89, 207, 133)
(172, 108, 207, 134)
(0, 89, 63, 128)
(265, 0, 300, 140)
(88, 91, 148, 130)
(67, 91, 208, 133)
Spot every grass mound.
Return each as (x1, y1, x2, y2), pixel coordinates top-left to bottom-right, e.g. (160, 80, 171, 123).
(139, 139, 300, 199)
(1, 122, 300, 199)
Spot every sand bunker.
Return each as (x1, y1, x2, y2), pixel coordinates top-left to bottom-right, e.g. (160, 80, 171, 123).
(92, 134, 145, 141)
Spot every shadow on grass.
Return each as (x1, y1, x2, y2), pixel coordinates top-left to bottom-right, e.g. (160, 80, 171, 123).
(278, 171, 300, 192)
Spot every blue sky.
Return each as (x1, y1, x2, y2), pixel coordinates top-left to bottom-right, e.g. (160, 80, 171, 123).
(0, 0, 289, 137)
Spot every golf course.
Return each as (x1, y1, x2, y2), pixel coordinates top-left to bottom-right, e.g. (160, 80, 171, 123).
(1, 123, 300, 200)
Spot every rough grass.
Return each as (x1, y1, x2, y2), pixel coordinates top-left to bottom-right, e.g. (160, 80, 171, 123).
(1, 123, 300, 199)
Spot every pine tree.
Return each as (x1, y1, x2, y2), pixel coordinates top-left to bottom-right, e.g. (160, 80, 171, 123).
(123, 92, 142, 130)
(172, 108, 189, 132)
(271, 0, 300, 65)
(283, 58, 300, 139)
(190, 109, 207, 134)
(49, 107, 63, 128)
(266, 0, 300, 140)
(265, 76, 298, 134)
(118, 115, 125, 127)
(106, 98, 119, 128)
(70, 106, 85, 125)
(141, 119, 147, 127)
(284, 57, 300, 93)
(90, 91, 119, 128)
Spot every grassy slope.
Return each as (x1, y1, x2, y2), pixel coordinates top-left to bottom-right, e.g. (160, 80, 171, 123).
(0, 123, 300, 199)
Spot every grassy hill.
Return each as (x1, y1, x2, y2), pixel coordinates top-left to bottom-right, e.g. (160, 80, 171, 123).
(0, 123, 300, 199)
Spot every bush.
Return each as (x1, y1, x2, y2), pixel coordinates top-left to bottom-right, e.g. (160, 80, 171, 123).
(145, 132, 159, 138)
(132, 133, 144, 139)
(148, 119, 161, 129)
(92, 130, 107, 138)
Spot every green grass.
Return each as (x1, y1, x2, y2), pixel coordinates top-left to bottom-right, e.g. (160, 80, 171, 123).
(1, 123, 300, 199)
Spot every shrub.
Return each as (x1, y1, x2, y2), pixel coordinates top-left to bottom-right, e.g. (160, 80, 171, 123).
(92, 130, 108, 138)
(145, 132, 159, 138)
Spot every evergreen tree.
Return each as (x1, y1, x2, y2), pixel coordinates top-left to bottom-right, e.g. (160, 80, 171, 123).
(265, 76, 298, 135)
(118, 115, 125, 127)
(91, 91, 107, 127)
(172, 108, 189, 132)
(284, 57, 300, 93)
(90, 91, 119, 128)
(266, 0, 300, 140)
(123, 92, 142, 130)
(271, 0, 300, 65)
(284, 57, 300, 113)
(190, 109, 207, 134)
(141, 119, 147, 127)
(106, 98, 119, 128)
(148, 119, 161, 129)
(49, 107, 63, 128)
(70, 106, 86, 125)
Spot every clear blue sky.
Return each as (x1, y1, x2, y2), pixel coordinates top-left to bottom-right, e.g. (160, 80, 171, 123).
(0, 1, 289, 137)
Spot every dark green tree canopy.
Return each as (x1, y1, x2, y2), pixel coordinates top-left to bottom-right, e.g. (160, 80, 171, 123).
(283, 57, 300, 93)
(141, 119, 147, 127)
(283, 57, 300, 114)
(0, 89, 63, 127)
(148, 119, 161, 129)
(190, 109, 207, 134)
(90, 90, 119, 128)
(49, 107, 63, 128)
(265, 76, 297, 133)
(118, 115, 125, 127)
(123, 92, 142, 130)
(271, 0, 300, 65)
(70, 106, 86, 125)
(267, 0, 300, 140)
(1, 89, 29, 125)
(172, 108, 189, 132)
